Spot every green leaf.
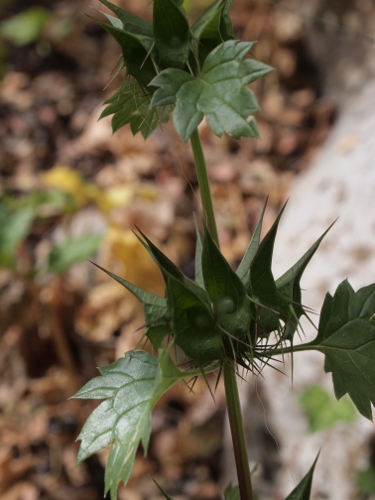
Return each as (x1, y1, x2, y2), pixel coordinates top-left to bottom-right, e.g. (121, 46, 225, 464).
(285, 453, 319, 499)
(220, 0, 235, 40)
(299, 385, 356, 433)
(153, 479, 174, 500)
(357, 467, 375, 494)
(236, 200, 267, 282)
(276, 223, 333, 340)
(166, 272, 223, 365)
(101, 83, 172, 138)
(0, 204, 34, 267)
(0, 7, 50, 46)
(135, 228, 210, 307)
(191, 0, 224, 67)
(153, 0, 191, 69)
(202, 224, 252, 343)
(99, 0, 153, 37)
(47, 234, 102, 274)
(151, 40, 273, 142)
(73, 350, 158, 499)
(91, 262, 169, 349)
(248, 205, 287, 334)
(307, 280, 375, 420)
(224, 482, 259, 500)
(96, 21, 157, 88)
(224, 483, 240, 500)
(73, 348, 206, 499)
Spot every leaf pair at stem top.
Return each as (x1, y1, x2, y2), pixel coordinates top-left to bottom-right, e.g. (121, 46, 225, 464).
(96, 0, 273, 140)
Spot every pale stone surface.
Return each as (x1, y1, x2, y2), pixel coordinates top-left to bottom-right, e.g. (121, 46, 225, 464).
(259, 78, 375, 499)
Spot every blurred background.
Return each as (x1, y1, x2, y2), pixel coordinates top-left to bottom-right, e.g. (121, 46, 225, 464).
(0, 0, 375, 499)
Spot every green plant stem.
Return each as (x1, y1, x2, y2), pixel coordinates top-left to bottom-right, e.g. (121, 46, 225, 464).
(224, 363, 254, 500)
(190, 129, 219, 244)
(189, 128, 254, 500)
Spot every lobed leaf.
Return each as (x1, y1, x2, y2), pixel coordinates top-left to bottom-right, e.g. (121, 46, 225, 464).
(150, 40, 273, 142)
(307, 280, 375, 420)
(73, 351, 158, 499)
(101, 82, 173, 138)
(73, 349, 201, 499)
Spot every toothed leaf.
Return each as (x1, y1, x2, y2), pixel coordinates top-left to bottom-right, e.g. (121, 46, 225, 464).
(73, 349, 201, 499)
(101, 83, 172, 138)
(150, 40, 273, 142)
(307, 280, 375, 420)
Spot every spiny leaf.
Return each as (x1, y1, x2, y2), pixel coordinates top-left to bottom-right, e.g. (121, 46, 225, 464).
(150, 40, 273, 142)
(72, 351, 158, 499)
(220, 0, 235, 40)
(101, 83, 172, 138)
(96, 20, 157, 87)
(285, 453, 319, 499)
(307, 280, 375, 420)
(99, 0, 153, 37)
(166, 272, 223, 365)
(202, 223, 252, 341)
(237, 199, 267, 281)
(135, 228, 210, 307)
(153, 0, 191, 69)
(191, 0, 224, 67)
(73, 349, 200, 499)
(91, 262, 169, 348)
(276, 222, 333, 340)
(248, 204, 287, 334)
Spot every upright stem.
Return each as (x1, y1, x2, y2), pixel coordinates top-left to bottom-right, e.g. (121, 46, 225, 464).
(190, 129, 219, 244)
(190, 128, 254, 500)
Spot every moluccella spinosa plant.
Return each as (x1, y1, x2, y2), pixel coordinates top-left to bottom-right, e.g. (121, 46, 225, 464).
(72, 1, 375, 499)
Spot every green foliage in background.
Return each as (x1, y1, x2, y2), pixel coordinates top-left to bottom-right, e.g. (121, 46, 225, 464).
(299, 385, 356, 433)
(0, 7, 50, 46)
